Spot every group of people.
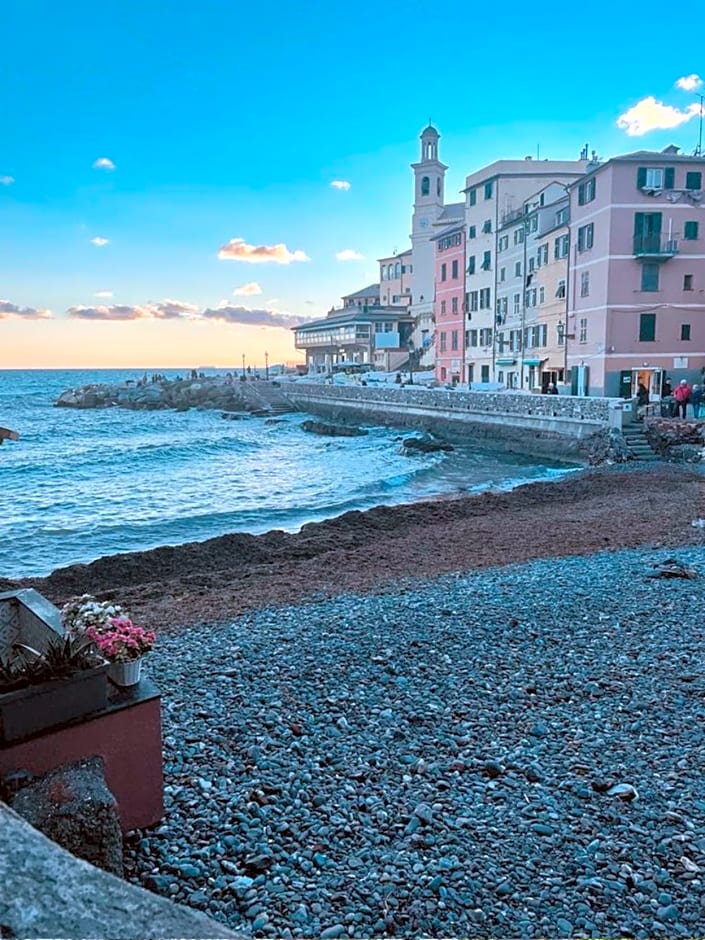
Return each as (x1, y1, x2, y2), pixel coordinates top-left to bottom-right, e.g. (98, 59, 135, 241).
(637, 378, 702, 419)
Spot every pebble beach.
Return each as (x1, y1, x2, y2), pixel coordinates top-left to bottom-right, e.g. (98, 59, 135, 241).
(117, 471, 705, 938)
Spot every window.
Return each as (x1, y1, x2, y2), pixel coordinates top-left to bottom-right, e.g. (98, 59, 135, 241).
(469, 290, 479, 312)
(577, 177, 596, 205)
(513, 293, 521, 315)
(468, 188, 477, 206)
(539, 286, 545, 304)
(577, 223, 594, 252)
(498, 234, 509, 251)
(451, 296, 458, 314)
(421, 176, 430, 196)
(514, 228, 524, 245)
(479, 288, 491, 309)
(469, 329, 478, 347)
(479, 328, 493, 346)
(637, 166, 674, 190)
(579, 317, 588, 343)
(529, 215, 538, 233)
(510, 329, 521, 352)
(451, 330, 458, 351)
(482, 250, 491, 271)
(641, 264, 660, 292)
(686, 171, 702, 190)
(498, 266, 505, 283)
(555, 279, 566, 299)
(681, 323, 691, 341)
(440, 300, 446, 315)
(441, 263, 447, 282)
(580, 271, 590, 297)
(528, 257, 535, 273)
(481, 365, 490, 382)
(554, 235, 569, 258)
(537, 244, 548, 266)
(515, 261, 522, 277)
(452, 259, 459, 279)
(482, 219, 492, 234)
(556, 206, 569, 226)
(557, 322, 565, 345)
(467, 256, 476, 275)
(484, 181, 493, 199)
(684, 274, 694, 291)
(439, 332, 447, 352)
(468, 225, 476, 239)
(639, 312, 656, 341)
(684, 220, 699, 240)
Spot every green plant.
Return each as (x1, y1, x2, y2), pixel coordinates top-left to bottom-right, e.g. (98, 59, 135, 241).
(0, 633, 104, 695)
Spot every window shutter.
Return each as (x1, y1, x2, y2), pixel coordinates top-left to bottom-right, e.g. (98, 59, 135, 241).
(684, 220, 699, 240)
(633, 212, 645, 236)
(577, 227, 584, 251)
(578, 183, 585, 205)
(664, 167, 675, 190)
(686, 171, 702, 190)
(637, 167, 647, 189)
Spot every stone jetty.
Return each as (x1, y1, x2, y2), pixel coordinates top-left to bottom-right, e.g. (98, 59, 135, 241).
(54, 376, 295, 417)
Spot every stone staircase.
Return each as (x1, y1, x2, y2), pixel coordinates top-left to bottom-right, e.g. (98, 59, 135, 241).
(622, 424, 659, 461)
(239, 382, 298, 417)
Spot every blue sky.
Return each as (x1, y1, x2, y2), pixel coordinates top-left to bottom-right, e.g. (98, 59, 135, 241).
(2, 0, 704, 367)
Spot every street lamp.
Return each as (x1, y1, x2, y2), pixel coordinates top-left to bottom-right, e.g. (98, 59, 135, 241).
(408, 338, 415, 385)
(241, 354, 246, 379)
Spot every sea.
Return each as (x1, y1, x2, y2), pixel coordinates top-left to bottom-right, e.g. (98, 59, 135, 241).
(0, 369, 578, 579)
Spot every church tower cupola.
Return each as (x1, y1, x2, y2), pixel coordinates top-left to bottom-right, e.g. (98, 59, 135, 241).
(420, 124, 440, 162)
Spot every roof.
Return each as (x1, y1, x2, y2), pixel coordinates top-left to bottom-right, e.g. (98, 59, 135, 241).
(294, 305, 413, 333)
(437, 202, 464, 221)
(430, 222, 464, 241)
(340, 283, 380, 301)
(420, 124, 439, 138)
(376, 248, 412, 263)
(612, 146, 705, 163)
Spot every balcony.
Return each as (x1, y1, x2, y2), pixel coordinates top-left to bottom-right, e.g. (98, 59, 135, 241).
(633, 235, 679, 261)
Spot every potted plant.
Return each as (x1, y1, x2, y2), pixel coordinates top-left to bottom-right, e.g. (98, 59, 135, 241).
(62, 594, 155, 688)
(0, 632, 108, 744)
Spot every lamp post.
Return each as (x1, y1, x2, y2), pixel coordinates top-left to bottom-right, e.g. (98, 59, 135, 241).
(265, 351, 269, 381)
(408, 338, 415, 385)
(241, 354, 246, 379)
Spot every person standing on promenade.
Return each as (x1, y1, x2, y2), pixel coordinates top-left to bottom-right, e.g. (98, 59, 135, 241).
(691, 383, 702, 420)
(673, 379, 691, 419)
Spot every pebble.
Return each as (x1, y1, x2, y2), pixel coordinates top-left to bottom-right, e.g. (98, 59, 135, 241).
(121, 544, 705, 938)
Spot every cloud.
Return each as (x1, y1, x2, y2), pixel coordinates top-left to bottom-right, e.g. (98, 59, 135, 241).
(95, 290, 113, 298)
(90, 236, 110, 247)
(201, 304, 307, 329)
(676, 74, 703, 92)
(616, 96, 702, 136)
(218, 238, 310, 264)
(93, 157, 116, 170)
(233, 281, 263, 296)
(331, 180, 351, 191)
(0, 300, 51, 320)
(0, 176, 14, 186)
(335, 249, 364, 261)
(67, 299, 199, 321)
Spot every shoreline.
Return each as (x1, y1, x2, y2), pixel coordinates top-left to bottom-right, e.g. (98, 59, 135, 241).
(3, 462, 703, 631)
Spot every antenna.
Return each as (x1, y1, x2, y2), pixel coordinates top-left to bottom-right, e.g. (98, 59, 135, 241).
(695, 94, 704, 157)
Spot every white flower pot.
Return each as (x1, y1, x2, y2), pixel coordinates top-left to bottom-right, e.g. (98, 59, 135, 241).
(108, 658, 142, 688)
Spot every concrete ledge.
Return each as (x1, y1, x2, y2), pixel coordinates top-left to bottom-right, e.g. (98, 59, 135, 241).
(0, 802, 241, 939)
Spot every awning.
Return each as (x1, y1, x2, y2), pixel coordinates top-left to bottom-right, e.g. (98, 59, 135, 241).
(496, 357, 516, 365)
(523, 358, 545, 366)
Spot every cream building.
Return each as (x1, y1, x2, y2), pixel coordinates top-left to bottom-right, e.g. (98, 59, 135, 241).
(378, 249, 413, 307)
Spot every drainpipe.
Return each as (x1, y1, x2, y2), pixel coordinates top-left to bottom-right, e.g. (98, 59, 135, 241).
(563, 236, 572, 385)
(519, 217, 528, 387)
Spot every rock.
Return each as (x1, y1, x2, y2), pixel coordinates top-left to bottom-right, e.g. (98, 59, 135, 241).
(300, 420, 368, 437)
(400, 435, 454, 455)
(580, 428, 631, 465)
(10, 757, 123, 875)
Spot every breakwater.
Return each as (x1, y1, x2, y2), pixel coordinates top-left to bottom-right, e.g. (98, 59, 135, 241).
(284, 383, 621, 460)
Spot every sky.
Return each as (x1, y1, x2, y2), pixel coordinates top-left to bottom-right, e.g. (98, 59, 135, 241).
(2, 0, 704, 369)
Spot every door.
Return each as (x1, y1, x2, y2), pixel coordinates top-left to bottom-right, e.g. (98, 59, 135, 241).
(634, 212, 662, 253)
(619, 370, 632, 399)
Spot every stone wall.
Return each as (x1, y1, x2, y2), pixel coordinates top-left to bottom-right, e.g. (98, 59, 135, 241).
(0, 802, 241, 939)
(284, 384, 616, 460)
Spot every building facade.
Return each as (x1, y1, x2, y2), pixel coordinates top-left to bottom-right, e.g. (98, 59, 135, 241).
(378, 249, 413, 307)
(432, 223, 466, 384)
(567, 147, 705, 397)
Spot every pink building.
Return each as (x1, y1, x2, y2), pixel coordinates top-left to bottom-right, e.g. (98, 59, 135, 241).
(432, 223, 466, 384)
(567, 147, 705, 398)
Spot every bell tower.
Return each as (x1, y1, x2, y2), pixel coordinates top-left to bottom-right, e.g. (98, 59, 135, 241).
(409, 124, 447, 327)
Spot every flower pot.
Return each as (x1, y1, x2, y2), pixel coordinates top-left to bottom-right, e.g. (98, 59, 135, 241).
(0, 662, 109, 744)
(108, 658, 142, 688)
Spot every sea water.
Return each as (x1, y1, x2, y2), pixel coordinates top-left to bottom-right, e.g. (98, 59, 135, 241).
(0, 369, 576, 578)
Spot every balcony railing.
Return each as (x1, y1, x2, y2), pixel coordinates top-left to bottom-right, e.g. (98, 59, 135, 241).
(633, 235, 679, 259)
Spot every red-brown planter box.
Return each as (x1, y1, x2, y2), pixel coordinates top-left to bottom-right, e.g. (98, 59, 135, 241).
(0, 663, 109, 744)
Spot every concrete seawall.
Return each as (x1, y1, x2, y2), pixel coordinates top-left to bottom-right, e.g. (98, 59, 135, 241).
(284, 384, 618, 460)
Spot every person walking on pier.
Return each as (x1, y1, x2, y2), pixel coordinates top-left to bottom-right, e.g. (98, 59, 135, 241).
(673, 379, 691, 419)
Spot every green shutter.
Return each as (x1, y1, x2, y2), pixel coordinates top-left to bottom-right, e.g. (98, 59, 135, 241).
(684, 220, 699, 240)
(634, 212, 645, 236)
(637, 167, 647, 189)
(686, 171, 702, 190)
(577, 183, 585, 205)
(664, 167, 675, 190)
(639, 312, 656, 341)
